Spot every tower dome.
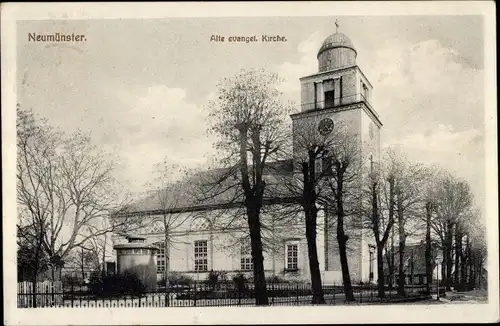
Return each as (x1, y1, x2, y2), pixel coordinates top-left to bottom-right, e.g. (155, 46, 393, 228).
(317, 32, 357, 72)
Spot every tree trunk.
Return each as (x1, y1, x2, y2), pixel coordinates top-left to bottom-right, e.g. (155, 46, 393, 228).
(102, 234, 107, 277)
(336, 201, 354, 300)
(302, 155, 325, 304)
(81, 247, 85, 283)
(469, 254, 476, 290)
(305, 216, 325, 304)
(444, 221, 454, 291)
(454, 228, 462, 290)
(475, 255, 483, 289)
(335, 167, 355, 302)
(467, 245, 474, 290)
(247, 205, 269, 306)
(410, 250, 414, 285)
(397, 193, 406, 296)
(271, 219, 276, 277)
(425, 202, 433, 295)
(375, 176, 394, 298)
(461, 235, 469, 289)
(32, 239, 42, 308)
(441, 247, 446, 286)
(376, 245, 385, 298)
(397, 241, 406, 296)
(337, 230, 355, 301)
(388, 228, 395, 290)
(164, 227, 170, 289)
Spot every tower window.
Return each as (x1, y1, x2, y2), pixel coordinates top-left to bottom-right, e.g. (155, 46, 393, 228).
(323, 79, 335, 109)
(322, 156, 333, 176)
(314, 157, 323, 179)
(325, 91, 335, 109)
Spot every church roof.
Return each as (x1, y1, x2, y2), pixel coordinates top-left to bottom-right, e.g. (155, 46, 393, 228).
(119, 159, 297, 216)
(318, 32, 357, 57)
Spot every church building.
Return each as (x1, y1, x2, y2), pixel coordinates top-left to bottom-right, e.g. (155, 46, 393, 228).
(111, 27, 382, 286)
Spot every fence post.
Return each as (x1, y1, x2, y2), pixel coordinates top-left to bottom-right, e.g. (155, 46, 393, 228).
(51, 281, 55, 307)
(271, 283, 274, 305)
(193, 283, 197, 307)
(359, 284, 362, 303)
(33, 281, 37, 308)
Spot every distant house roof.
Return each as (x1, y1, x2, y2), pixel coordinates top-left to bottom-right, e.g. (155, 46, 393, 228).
(383, 241, 439, 275)
(117, 159, 298, 217)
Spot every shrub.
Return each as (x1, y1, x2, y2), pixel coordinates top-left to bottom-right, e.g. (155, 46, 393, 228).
(232, 273, 248, 293)
(168, 272, 194, 286)
(62, 273, 83, 287)
(206, 270, 228, 290)
(266, 275, 289, 284)
(88, 271, 146, 297)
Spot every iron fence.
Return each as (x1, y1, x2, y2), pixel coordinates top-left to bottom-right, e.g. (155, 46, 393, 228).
(18, 281, 439, 308)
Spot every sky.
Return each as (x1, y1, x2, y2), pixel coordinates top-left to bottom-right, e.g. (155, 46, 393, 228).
(17, 15, 486, 212)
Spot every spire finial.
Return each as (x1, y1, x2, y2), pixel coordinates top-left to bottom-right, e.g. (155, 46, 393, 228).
(335, 19, 339, 33)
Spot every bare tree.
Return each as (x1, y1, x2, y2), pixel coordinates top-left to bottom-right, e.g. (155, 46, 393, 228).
(362, 151, 397, 298)
(276, 117, 345, 304)
(70, 245, 99, 282)
(379, 151, 426, 296)
(454, 206, 484, 291)
(203, 68, 292, 305)
(16, 106, 141, 281)
(320, 122, 363, 302)
(16, 105, 60, 287)
(431, 171, 474, 291)
(80, 230, 115, 277)
(418, 165, 443, 295)
(143, 162, 193, 289)
(17, 224, 49, 283)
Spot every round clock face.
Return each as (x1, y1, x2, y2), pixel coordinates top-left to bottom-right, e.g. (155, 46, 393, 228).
(369, 123, 375, 139)
(318, 118, 334, 135)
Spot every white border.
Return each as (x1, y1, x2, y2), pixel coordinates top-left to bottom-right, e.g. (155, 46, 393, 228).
(2, 1, 498, 325)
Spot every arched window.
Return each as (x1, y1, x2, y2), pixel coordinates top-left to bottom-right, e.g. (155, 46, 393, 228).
(151, 221, 165, 234)
(190, 217, 210, 232)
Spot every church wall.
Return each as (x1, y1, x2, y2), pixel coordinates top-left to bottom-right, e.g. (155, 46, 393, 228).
(112, 207, 314, 283)
(300, 81, 315, 112)
(359, 101, 381, 284)
(324, 217, 365, 284)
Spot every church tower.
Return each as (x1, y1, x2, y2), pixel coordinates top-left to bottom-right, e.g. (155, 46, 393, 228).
(291, 22, 383, 284)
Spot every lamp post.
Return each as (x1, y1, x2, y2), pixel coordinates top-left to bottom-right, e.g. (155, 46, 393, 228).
(435, 253, 443, 300)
